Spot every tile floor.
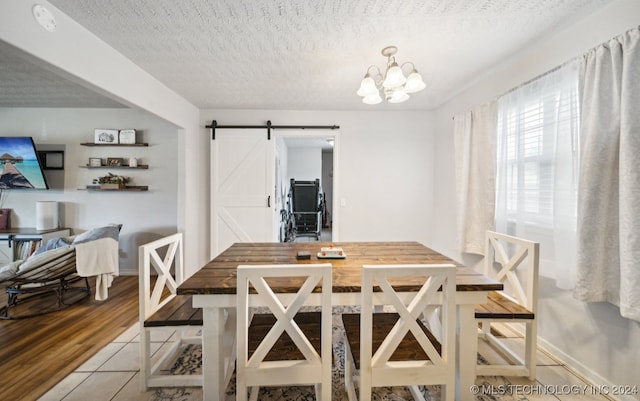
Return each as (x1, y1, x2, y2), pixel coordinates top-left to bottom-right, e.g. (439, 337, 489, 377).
(39, 319, 615, 401)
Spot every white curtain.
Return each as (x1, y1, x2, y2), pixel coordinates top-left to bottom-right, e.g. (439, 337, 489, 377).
(575, 28, 640, 321)
(453, 101, 497, 255)
(495, 60, 580, 290)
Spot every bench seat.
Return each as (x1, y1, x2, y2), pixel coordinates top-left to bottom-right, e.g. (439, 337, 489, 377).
(475, 291, 535, 320)
(144, 295, 202, 327)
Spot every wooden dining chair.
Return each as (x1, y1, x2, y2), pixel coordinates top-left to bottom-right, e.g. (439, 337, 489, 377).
(139, 233, 205, 390)
(475, 230, 540, 380)
(236, 263, 332, 401)
(341, 264, 457, 401)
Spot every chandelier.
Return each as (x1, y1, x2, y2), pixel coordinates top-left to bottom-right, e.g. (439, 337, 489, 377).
(356, 46, 426, 105)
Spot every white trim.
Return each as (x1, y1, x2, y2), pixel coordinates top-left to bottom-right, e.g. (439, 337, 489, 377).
(536, 334, 634, 401)
(504, 322, 633, 401)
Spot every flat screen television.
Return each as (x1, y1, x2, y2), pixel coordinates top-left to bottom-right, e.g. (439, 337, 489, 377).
(0, 137, 49, 189)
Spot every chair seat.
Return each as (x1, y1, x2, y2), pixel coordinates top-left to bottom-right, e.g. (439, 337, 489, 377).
(249, 311, 322, 361)
(475, 291, 535, 320)
(144, 295, 203, 327)
(341, 312, 441, 370)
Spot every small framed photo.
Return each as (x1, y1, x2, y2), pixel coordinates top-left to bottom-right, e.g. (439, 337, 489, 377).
(107, 157, 123, 167)
(94, 129, 119, 144)
(119, 129, 136, 144)
(88, 157, 102, 167)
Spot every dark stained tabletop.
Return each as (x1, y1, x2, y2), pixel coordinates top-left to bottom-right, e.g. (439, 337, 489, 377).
(177, 241, 502, 295)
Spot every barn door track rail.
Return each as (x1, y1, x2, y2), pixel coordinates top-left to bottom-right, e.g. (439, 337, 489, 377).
(206, 120, 340, 140)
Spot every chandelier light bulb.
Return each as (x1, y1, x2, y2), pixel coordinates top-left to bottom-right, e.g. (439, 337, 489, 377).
(382, 62, 407, 89)
(357, 75, 378, 97)
(404, 70, 426, 93)
(362, 92, 383, 105)
(388, 90, 410, 104)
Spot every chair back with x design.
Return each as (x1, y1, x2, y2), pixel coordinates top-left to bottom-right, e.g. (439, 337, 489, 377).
(236, 263, 332, 401)
(342, 263, 456, 401)
(475, 231, 540, 380)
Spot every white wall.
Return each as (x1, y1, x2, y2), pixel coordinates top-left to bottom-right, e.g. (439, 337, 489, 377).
(432, 0, 640, 394)
(288, 148, 321, 182)
(0, 108, 179, 274)
(201, 109, 436, 245)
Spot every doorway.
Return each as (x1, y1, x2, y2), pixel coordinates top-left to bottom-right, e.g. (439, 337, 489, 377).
(274, 133, 337, 243)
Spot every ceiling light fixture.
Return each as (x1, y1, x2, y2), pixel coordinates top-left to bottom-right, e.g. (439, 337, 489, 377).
(32, 5, 57, 32)
(357, 46, 426, 105)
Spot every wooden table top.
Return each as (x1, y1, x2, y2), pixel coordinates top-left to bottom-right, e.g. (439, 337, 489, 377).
(177, 241, 503, 295)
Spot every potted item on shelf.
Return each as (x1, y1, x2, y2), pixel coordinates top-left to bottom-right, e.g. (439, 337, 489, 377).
(93, 172, 130, 189)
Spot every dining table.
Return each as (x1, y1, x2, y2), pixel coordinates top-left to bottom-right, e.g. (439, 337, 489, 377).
(177, 241, 502, 401)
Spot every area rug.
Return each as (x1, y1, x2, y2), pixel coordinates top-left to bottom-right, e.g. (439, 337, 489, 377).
(148, 311, 520, 401)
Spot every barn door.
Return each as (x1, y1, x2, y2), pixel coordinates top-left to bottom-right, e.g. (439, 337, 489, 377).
(210, 129, 274, 258)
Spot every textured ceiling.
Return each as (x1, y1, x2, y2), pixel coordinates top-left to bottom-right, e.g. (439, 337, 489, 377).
(0, 41, 125, 108)
(3, 0, 614, 110)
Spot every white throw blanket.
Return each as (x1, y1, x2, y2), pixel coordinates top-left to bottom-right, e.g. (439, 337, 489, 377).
(75, 237, 119, 301)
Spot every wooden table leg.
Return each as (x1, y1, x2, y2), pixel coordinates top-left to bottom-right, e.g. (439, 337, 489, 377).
(457, 303, 478, 401)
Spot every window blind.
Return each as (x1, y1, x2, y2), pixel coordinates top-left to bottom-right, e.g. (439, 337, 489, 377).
(496, 70, 579, 231)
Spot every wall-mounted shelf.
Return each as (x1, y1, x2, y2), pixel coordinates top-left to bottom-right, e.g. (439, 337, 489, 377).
(80, 142, 149, 147)
(80, 165, 149, 169)
(83, 185, 149, 192)
(81, 137, 149, 189)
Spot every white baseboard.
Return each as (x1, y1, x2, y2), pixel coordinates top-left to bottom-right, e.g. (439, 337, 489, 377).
(505, 323, 636, 401)
(537, 336, 639, 401)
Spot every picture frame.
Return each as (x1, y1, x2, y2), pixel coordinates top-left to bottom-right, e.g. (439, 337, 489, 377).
(119, 129, 136, 144)
(94, 129, 119, 144)
(107, 157, 123, 167)
(89, 157, 102, 167)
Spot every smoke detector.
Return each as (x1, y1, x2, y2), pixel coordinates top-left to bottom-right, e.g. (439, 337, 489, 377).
(32, 5, 57, 32)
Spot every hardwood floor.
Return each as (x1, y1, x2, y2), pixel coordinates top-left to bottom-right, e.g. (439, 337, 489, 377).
(0, 276, 139, 401)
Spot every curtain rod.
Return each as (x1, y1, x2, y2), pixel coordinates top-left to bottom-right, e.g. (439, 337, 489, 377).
(452, 56, 580, 121)
(498, 58, 579, 98)
(205, 120, 340, 140)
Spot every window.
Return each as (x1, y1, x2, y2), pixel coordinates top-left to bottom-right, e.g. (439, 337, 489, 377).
(496, 64, 580, 234)
(495, 60, 580, 288)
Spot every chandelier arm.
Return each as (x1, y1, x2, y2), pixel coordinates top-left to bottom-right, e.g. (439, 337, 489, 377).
(365, 65, 384, 88)
(366, 65, 380, 74)
(400, 61, 417, 73)
(386, 55, 397, 68)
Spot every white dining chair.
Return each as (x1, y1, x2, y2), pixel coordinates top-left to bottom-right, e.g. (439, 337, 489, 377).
(341, 264, 457, 401)
(236, 263, 332, 401)
(475, 230, 540, 380)
(139, 234, 215, 390)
